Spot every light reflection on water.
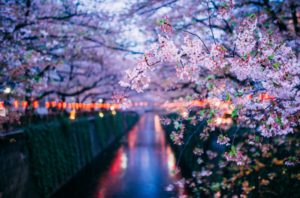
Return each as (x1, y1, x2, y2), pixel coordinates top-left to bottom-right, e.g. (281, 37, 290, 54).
(95, 113, 185, 198)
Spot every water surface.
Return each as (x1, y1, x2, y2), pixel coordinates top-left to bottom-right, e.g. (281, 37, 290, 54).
(54, 113, 185, 198)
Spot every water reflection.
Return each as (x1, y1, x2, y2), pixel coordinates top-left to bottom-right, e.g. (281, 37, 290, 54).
(53, 113, 185, 198)
(95, 113, 185, 198)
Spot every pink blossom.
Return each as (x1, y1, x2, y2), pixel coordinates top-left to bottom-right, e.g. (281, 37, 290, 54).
(217, 135, 230, 146)
(176, 65, 199, 81)
(193, 147, 204, 156)
(157, 35, 180, 62)
(158, 17, 173, 34)
(170, 131, 184, 145)
(224, 147, 248, 166)
(236, 16, 257, 56)
(216, 0, 234, 19)
(161, 118, 171, 125)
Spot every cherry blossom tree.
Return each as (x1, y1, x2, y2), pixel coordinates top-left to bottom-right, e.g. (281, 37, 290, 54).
(1, 0, 299, 195)
(122, 0, 300, 137)
(121, 0, 300, 196)
(0, 0, 144, 128)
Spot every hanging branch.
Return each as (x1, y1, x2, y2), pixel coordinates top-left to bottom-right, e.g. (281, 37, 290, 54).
(207, 1, 217, 44)
(181, 30, 210, 53)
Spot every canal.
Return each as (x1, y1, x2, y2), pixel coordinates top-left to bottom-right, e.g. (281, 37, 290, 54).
(54, 113, 186, 198)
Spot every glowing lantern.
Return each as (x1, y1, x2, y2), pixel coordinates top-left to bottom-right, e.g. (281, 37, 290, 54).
(22, 101, 28, 109)
(33, 101, 39, 109)
(111, 110, 116, 116)
(99, 112, 104, 118)
(57, 102, 62, 109)
(0, 106, 6, 117)
(103, 103, 109, 109)
(51, 101, 57, 108)
(0, 102, 4, 109)
(69, 110, 76, 120)
(13, 100, 19, 109)
(110, 105, 115, 111)
(45, 102, 50, 109)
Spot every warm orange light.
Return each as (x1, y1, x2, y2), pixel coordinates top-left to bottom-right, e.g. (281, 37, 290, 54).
(192, 100, 206, 107)
(69, 109, 76, 120)
(33, 101, 39, 109)
(0, 102, 4, 109)
(22, 101, 28, 109)
(263, 93, 275, 100)
(110, 105, 115, 111)
(103, 103, 109, 109)
(51, 101, 57, 108)
(45, 101, 50, 109)
(62, 102, 67, 109)
(247, 94, 253, 100)
(258, 93, 275, 101)
(57, 102, 62, 109)
(13, 100, 19, 109)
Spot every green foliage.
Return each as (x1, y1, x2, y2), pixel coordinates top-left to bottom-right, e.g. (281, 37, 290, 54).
(234, 90, 244, 97)
(247, 13, 256, 19)
(226, 92, 231, 101)
(157, 18, 167, 25)
(229, 145, 237, 157)
(275, 116, 282, 126)
(231, 108, 239, 118)
(268, 55, 274, 61)
(206, 75, 214, 81)
(207, 83, 214, 90)
(174, 121, 182, 130)
(273, 62, 280, 70)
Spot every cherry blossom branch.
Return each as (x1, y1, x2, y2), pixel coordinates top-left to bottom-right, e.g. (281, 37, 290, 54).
(206, 1, 217, 44)
(84, 37, 143, 54)
(176, 122, 204, 167)
(181, 30, 210, 53)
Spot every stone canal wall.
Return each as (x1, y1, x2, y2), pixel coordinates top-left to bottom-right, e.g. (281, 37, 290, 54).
(0, 111, 139, 198)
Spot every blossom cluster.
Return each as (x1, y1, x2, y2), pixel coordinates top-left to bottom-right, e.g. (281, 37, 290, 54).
(224, 146, 249, 166)
(122, 14, 299, 137)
